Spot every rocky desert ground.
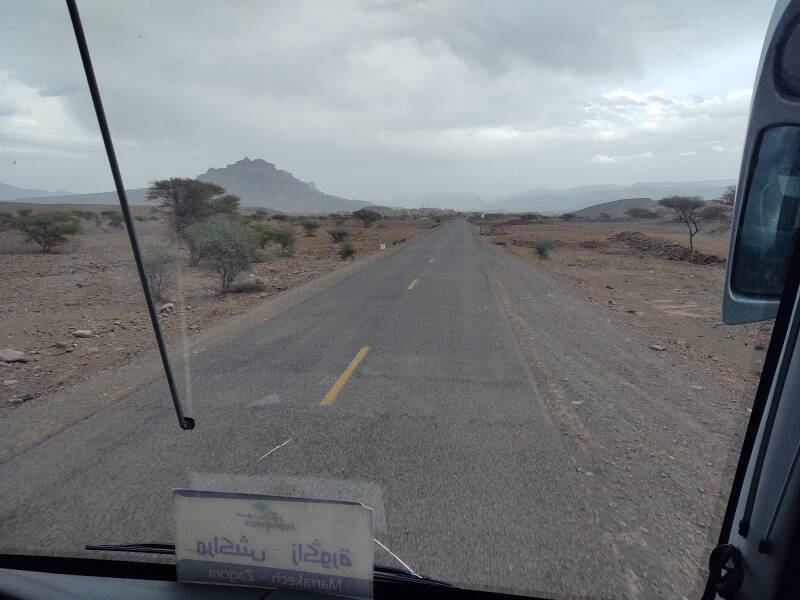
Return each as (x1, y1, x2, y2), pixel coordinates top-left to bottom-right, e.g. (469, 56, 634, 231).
(0, 203, 430, 408)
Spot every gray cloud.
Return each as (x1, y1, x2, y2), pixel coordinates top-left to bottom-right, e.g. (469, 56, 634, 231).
(0, 0, 775, 205)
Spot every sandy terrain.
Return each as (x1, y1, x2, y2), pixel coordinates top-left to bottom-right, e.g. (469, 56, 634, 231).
(482, 218, 771, 400)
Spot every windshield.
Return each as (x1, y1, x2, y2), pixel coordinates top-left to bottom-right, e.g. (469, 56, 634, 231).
(0, 1, 776, 597)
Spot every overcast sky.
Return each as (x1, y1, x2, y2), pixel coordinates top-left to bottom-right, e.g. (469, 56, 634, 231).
(0, 1, 776, 206)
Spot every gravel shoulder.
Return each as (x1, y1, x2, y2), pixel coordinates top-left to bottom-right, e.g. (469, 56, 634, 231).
(477, 233, 754, 598)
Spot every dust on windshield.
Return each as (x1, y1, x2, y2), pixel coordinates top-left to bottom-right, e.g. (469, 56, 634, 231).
(0, 1, 775, 598)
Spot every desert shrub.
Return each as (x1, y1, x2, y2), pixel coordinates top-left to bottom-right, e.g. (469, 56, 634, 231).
(142, 248, 175, 302)
(271, 213, 289, 222)
(101, 210, 125, 229)
(535, 239, 555, 258)
(327, 228, 349, 242)
(353, 208, 382, 228)
(301, 219, 320, 236)
(184, 215, 253, 293)
(17, 208, 32, 217)
(229, 278, 266, 293)
(248, 221, 275, 248)
(271, 224, 296, 256)
(134, 215, 148, 222)
(330, 213, 348, 225)
(339, 240, 356, 260)
(251, 249, 272, 263)
(14, 212, 82, 252)
(625, 207, 658, 219)
(0, 211, 15, 232)
(560, 213, 576, 221)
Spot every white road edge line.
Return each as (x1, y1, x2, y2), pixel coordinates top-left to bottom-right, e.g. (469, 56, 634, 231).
(256, 438, 293, 462)
(373, 538, 422, 578)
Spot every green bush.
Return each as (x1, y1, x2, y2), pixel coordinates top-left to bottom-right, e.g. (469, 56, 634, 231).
(101, 210, 125, 230)
(535, 239, 555, 258)
(142, 247, 175, 302)
(229, 278, 266, 293)
(0, 211, 15, 232)
(301, 219, 320, 236)
(251, 249, 272, 263)
(184, 215, 254, 293)
(327, 228, 349, 242)
(248, 222, 275, 248)
(271, 224, 296, 256)
(339, 240, 356, 260)
(15, 212, 82, 252)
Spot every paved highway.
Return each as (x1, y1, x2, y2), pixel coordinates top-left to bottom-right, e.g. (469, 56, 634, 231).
(0, 219, 743, 598)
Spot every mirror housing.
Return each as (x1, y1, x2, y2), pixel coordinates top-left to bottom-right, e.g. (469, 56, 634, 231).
(724, 0, 800, 324)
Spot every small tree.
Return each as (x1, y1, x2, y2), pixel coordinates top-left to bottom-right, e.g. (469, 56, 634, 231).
(353, 208, 381, 228)
(272, 213, 289, 222)
(330, 213, 348, 225)
(211, 194, 240, 214)
(253, 209, 269, 221)
(142, 248, 175, 302)
(248, 221, 275, 248)
(145, 178, 235, 237)
(301, 219, 320, 237)
(658, 196, 706, 262)
(560, 213, 576, 221)
(271, 224, 296, 256)
(14, 212, 82, 252)
(184, 215, 253, 294)
(328, 228, 349, 243)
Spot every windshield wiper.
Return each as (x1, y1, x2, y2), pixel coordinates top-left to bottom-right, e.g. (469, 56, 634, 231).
(85, 543, 176, 555)
(373, 565, 453, 587)
(85, 544, 452, 587)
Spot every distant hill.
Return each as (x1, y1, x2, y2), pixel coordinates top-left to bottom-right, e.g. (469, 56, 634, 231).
(196, 157, 371, 214)
(572, 197, 658, 219)
(491, 179, 734, 213)
(0, 182, 71, 202)
(9, 188, 149, 205)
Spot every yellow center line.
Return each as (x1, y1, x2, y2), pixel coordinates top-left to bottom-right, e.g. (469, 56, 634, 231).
(321, 346, 371, 406)
(408, 278, 419, 290)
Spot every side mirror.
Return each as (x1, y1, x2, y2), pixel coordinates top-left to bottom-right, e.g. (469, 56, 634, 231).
(724, 0, 800, 324)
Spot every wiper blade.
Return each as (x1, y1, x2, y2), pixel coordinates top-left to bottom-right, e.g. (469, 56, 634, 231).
(373, 565, 453, 587)
(85, 544, 452, 586)
(85, 543, 175, 555)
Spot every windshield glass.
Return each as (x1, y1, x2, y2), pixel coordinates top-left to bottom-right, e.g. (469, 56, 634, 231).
(0, 1, 776, 597)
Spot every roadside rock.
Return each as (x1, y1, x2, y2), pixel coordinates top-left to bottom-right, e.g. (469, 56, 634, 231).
(0, 348, 28, 363)
(649, 344, 666, 351)
(71, 330, 93, 338)
(159, 303, 175, 313)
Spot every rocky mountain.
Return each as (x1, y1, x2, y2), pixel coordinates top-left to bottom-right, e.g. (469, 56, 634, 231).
(196, 157, 371, 214)
(491, 179, 734, 213)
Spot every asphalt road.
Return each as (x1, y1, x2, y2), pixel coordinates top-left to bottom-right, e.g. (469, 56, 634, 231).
(0, 219, 743, 599)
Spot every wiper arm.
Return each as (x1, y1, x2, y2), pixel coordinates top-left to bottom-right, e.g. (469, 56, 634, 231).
(85, 543, 175, 555)
(85, 544, 453, 587)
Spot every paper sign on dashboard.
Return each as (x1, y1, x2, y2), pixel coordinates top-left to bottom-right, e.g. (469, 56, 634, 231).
(173, 489, 374, 598)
